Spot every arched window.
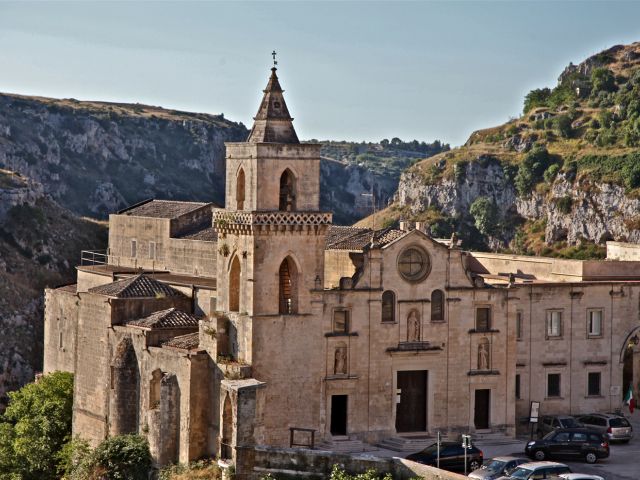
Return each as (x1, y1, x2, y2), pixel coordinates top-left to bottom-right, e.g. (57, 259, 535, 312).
(221, 394, 233, 459)
(279, 169, 296, 211)
(381, 290, 396, 323)
(236, 168, 245, 210)
(431, 289, 444, 321)
(279, 257, 298, 314)
(229, 255, 241, 312)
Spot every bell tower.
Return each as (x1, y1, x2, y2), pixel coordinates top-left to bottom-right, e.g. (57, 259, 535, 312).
(214, 63, 331, 363)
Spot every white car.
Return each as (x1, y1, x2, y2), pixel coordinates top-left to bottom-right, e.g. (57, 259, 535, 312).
(556, 474, 605, 480)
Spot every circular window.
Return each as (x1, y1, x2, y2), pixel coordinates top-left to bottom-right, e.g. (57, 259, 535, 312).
(397, 246, 431, 282)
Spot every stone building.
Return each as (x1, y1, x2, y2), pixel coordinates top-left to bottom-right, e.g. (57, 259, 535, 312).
(43, 66, 640, 472)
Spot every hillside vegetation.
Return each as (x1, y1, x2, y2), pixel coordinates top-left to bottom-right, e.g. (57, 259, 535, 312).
(361, 42, 640, 257)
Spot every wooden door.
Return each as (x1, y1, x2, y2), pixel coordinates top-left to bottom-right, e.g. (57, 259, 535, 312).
(474, 389, 490, 429)
(395, 370, 427, 432)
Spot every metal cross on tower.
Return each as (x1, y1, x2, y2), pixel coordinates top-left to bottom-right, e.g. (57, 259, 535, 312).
(272, 50, 278, 67)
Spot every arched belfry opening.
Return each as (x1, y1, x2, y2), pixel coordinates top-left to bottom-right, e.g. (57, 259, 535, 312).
(279, 256, 298, 314)
(279, 169, 296, 211)
(236, 168, 245, 210)
(229, 255, 241, 312)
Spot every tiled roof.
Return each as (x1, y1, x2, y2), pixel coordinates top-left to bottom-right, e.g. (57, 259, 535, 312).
(88, 274, 185, 298)
(121, 200, 211, 219)
(162, 332, 200, 351)
(175, 225, 218, 242)
(325, 226, 406, 251)
(127, 308, 199, 330)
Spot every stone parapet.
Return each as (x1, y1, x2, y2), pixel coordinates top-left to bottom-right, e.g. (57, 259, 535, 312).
(214, 209, 332, 235)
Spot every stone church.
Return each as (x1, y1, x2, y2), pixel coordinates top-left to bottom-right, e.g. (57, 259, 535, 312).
(43, 66, 640, 471)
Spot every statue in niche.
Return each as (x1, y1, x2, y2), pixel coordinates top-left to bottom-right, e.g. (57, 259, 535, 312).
(478, 342, 490, 370)
(334, 346, 347, 375)
(407, 310, 420, 342)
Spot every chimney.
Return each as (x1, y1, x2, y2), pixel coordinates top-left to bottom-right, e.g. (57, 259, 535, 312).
(415, 221, 424, 232)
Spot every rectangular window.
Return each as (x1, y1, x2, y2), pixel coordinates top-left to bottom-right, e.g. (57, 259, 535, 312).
(515, 374, 521, 400)
(547, 373, 561, 397)
(588, 372, 601, 396)
(333, 310, 349, 333)
(131, 239, 137, 258)
(110, 366, 115, 390)
(546, 310, 563, 338)
(149, 241, 156, 260)
(587, 309, 603, 337)
(516, 311, 523, 340)
(476, 307, 491, 332)
(58, 331, 63, 349)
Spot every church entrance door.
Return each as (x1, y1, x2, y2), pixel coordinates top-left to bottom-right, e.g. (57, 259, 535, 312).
(396, 370, 427, 432)
(474, 389, 490, 429)
(330, 395, 348, 436)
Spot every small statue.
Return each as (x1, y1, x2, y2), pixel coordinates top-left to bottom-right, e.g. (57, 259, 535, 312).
(407, 310, 420, 342)
(478, 343, 489, 370)
(334, 346, 347, 375)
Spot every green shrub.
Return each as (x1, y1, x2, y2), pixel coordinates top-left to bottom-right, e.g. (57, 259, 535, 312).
(470, 197, 500, 237)
(514, 146, 554, 196)
(91, 434, 152, 480)
(591, 67, 617, 94)
(543, 164, 560, 183)
(329, 464, 393, 480)
(454, 160, 468, 183)
(524, 88, 551, 113)
(0, 371, 73, 480)
(554, 115, 572, 138)
(556, 196, 573, 214)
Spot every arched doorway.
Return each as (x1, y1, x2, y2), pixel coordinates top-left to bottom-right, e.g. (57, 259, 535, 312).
(620, 327, 640, 402)
(229, 256, 240, 312)
(221, 394, 233, 459)
(279, 169, 296, 211)
(236, 168, 245, 210)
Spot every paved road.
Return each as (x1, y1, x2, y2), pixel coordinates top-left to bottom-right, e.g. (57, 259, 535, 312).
(481, 412, 640, 480)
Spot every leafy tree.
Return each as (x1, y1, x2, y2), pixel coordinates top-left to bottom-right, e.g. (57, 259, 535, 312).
(514, 146, 553, 196)
(470, 197, 499, 237)
(554, 115, 572, 138)
(591, 67, 616, 93)
(91, 434, 152, 480)
(0, 371, 73, 480)
(543, 164, 560, 183)
(523, 88, 551, 113)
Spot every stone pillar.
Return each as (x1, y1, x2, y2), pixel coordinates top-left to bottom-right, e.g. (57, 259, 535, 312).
(148, 373, 180, 466)
(109, 337, 138, 436)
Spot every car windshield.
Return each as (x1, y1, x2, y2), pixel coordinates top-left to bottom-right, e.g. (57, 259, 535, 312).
(610, 418, 630, 427)
(420, 444, 438, 455)
(484, 459, 506, 471)
(560, 417, 579, 428)
(508, 467, 532, 479)
(543, 430, 557, 439)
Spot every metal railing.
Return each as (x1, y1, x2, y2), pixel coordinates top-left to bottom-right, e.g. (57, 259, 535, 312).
(80, 250, 109, 266)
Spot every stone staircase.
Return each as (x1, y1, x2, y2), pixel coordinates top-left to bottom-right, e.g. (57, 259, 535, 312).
(377, 435, 435, 453)
(316, 437, 379, 453)
(472, 431, 522, 447)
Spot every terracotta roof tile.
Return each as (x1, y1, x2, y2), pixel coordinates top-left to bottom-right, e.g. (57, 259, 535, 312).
(162, 332, 200, 351)
(121, 200, 211, 219)
(325, 226, 405, 251)
(175, 225, 218, 242)
(88, 274, 185, 298)
(127, 308, 199, 330)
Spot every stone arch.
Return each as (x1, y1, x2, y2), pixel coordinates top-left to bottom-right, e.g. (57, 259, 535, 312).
(279, 168, 296, 211)
(278, 256, 299, 314)
(109, 337, 139, 436)
(381, 290, 396, 323)
(229, 255, 241, 312)
(236, 168, 246, 210)
(431, 289, 444, 321)
(478, 337, 490, 370)
(221, 393, 233, 459)
(334, 342, 348, 375)
(407, 309, 421, 342)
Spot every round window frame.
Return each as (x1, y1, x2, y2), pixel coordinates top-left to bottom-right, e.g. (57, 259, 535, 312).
(397, 245, 431, 283)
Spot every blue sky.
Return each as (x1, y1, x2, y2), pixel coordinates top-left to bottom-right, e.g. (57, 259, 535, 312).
(1, 1, 639, 146)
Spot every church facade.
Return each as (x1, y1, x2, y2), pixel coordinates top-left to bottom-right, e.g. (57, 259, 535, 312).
(43, 67, 640, 470)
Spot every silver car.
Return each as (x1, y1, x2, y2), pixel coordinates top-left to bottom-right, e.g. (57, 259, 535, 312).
(495, 461, 571, 480)
(576, 413, 633, 442)
(468, 456, 529, 479)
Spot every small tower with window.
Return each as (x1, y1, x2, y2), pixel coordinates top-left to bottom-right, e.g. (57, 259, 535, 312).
(214, 63, 331, 363)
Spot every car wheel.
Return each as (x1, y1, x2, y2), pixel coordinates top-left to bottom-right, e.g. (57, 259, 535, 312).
(469, 459, 481, 471)
(585, 452, 598, 464)
(533, 449, 546, 461)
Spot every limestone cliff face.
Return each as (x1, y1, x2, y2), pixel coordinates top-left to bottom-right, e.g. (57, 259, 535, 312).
(395, 158, 640, 247)
(0, 173, 106, 407)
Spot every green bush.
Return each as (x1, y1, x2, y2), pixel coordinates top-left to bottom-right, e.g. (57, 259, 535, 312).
(470, 197, 500, 237)
(454, 160, 468, 183)
(543, 164, 560, 183)
(0, 371, 73, 480)
(514, 146, 554, 196)
(329, 464, 393, 480)
(554, 115, 572, 138)
(591, 67, 617, 94)
(556, 196, 573, 214)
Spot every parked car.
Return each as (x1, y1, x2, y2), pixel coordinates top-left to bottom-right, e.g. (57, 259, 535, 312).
(405, 440, 483, 472)
(575, 412, 634, 443)
(468, 456, 529, 479)
(537, 415, 582, 438)
(524, 428, 609, 464)
(552, 474, 606, 480)
(495, 461, 571, 479)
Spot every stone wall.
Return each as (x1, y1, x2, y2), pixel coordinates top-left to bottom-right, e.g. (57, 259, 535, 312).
(43, 286, 79, 374)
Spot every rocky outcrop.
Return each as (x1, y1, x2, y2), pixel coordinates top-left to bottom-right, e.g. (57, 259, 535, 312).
(396, 159, 640, 247)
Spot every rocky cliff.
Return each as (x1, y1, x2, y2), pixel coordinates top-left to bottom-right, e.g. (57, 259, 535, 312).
(0, 169, 106, 407)
(363, 41, 640, 257)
